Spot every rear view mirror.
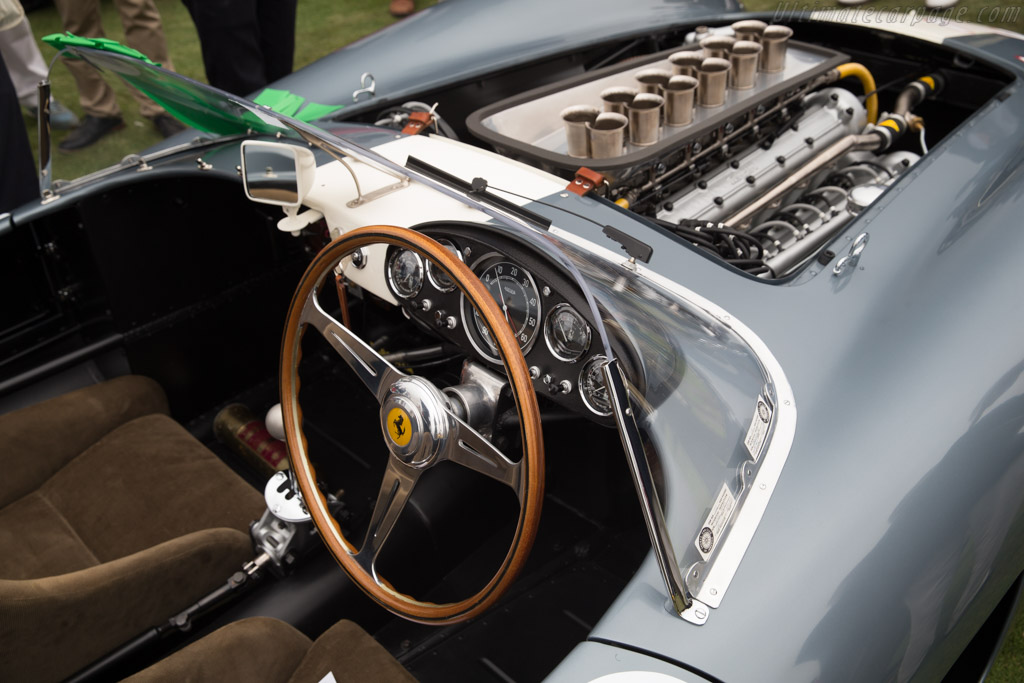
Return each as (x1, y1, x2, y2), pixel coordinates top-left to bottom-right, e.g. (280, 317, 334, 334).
(241, 141, 316, 207)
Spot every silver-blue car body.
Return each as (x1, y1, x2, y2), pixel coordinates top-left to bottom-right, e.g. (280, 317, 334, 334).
(3, 1, 1024, 681)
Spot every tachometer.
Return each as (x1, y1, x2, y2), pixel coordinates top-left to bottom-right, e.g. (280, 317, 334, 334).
(544, 303, 591, 362)
(464, 260, 541, 361)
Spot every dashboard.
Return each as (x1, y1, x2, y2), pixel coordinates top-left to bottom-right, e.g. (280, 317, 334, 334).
(380, 223, 620, 423)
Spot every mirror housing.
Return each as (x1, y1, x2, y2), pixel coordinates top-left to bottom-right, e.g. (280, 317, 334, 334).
(241, 140, 316, 208)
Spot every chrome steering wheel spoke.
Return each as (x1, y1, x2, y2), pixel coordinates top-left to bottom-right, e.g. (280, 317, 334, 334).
(445, 415, 523, 500)
(301, 293, 404, 404)
(355, 458, 422, 571)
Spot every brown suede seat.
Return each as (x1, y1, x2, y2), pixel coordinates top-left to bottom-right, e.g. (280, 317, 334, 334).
(0, 376, 266, 682)
(124, 617, 417, 683)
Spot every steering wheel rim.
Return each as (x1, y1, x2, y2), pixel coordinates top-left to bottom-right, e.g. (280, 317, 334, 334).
(280, 225, 544, 624)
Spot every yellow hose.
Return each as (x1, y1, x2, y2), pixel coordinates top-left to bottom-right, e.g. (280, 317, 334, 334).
(836, 63, 878, 125)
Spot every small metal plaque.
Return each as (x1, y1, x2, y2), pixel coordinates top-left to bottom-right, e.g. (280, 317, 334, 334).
(694, 484, 736, 562)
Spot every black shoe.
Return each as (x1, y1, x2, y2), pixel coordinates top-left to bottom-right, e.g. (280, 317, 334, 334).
(152, 114, 186, 138)
(58, 115, 125, 151)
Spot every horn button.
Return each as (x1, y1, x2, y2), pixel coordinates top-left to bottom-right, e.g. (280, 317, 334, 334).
(381, 377, 452, 467)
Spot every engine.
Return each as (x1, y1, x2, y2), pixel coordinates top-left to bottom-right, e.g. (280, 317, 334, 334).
(466, 22, 935, 279)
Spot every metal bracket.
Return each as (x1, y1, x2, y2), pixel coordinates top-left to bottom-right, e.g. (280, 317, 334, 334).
(679, 598, 710, 625)
(346, 177, 410, 208)
(336, 155, 410, 209)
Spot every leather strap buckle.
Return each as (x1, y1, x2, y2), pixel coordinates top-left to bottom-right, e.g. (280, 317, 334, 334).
(566, 167, 605, 196)
(402, 111, 434, 135)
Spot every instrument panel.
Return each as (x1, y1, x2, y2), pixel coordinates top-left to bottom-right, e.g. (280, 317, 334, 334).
(382, 224, 616, 422)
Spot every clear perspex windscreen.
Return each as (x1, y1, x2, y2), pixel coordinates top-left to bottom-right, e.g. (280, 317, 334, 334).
(556, 243, 775, 580)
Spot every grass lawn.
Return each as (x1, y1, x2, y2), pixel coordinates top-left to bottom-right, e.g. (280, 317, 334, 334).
(15, 1, 1024, 680)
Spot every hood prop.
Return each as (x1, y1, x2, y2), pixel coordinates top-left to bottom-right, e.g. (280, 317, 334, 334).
(37, 78, 53, 200)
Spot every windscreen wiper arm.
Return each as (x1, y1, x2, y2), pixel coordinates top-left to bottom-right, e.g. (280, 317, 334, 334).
(405, 156, 551, 231)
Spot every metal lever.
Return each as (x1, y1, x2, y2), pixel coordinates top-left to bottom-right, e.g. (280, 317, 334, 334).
(833, 232, 869, 276)
(352, 72, 376, 102)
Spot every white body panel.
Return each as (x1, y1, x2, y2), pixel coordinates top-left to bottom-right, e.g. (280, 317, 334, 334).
(298, 134, 566, 302)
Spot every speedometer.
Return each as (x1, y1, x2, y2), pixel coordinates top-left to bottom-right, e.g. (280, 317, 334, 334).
(464, 260, 541, 361)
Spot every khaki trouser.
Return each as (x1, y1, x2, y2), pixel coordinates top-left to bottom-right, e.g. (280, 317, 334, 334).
(53, 0, 171, 118)
(0, 16, 49, 106)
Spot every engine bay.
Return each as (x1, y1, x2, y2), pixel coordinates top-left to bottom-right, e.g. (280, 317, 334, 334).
(367, 18, 1012, 280)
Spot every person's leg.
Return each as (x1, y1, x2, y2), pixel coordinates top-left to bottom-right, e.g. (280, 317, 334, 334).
(113, 0, 172, 118)
(181, 0, 267, 96)
(0, 51, 38, 213)
(256, 0, 297, 85)
(52, 0, 120, 119)
(0, 16, 80, 129)
(0, 16, 49, 106)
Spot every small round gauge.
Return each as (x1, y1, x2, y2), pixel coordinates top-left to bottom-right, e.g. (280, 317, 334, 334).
(579, 355, 613, 416)
(464, 260, 542, 361)
(426, 239, 462, 293)
(386, 248, 424, 299)
(544, 303, 591, 362)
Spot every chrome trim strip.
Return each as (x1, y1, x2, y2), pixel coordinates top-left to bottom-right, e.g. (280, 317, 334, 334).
(54, 135, 251, 195)
(549, 225, 798, 613)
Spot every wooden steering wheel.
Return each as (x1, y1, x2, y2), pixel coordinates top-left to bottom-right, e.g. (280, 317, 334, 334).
(279, 225, 544, 624)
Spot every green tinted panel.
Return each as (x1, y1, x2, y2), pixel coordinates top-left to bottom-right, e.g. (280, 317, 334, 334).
(41, 38, 283, 135)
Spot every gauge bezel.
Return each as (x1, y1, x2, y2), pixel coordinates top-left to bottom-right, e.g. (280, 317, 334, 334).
(543, 303, 592, 363)
(461, 254, 542, 363)
(426, 239, 463, 293)
(386, 248, 424, 299)
(579, 354, 613, 416)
